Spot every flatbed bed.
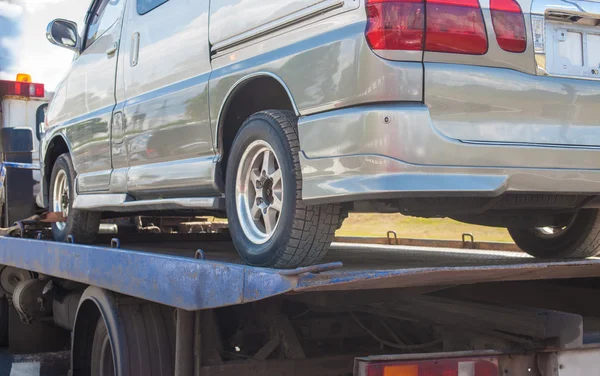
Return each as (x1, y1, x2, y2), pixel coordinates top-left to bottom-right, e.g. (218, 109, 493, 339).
(2, 231, 600, 375)
(3, 234, 600, 310)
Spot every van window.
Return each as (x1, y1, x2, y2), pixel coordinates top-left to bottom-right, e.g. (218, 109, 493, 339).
(137, 0, 169, 15)
(85, 0, 125, 49)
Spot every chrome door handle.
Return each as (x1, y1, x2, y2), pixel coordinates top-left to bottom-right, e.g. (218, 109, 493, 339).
(106, 42, 118, 56)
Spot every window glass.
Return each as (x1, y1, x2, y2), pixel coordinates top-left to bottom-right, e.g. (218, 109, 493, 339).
(85, 0, 125, 49)
(137, 0, 169, 15)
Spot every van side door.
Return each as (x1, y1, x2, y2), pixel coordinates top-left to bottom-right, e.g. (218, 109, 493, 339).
(116, 0, 215, 199)
(64, 0, 126, 193)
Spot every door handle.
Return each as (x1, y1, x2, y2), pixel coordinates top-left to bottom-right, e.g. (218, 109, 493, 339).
(131, 33, 140, 67)
(106, 42, 118, 57)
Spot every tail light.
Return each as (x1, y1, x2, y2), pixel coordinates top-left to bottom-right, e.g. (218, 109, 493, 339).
(366, 0, 488, 55)
(357, 357, 499, 376)
(490, 0, 527, 52)
(365, 0, 425, 51)
(0, 80, 45, 98)
(426, 0, 488, 54)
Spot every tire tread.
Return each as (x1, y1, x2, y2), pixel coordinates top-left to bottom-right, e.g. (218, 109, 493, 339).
(227, 110, 340, 268)
(509, 209, 600, 259)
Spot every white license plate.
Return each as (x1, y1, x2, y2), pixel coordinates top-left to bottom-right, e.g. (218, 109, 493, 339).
(546, 21, 600, 79)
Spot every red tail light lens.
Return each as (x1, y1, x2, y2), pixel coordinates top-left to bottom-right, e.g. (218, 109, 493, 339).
(360, 357, 499, 376)
(365, 0, 425, 51)
(0, 80, 45, 98)
(425, 0, 488, 55)
(490, 0, 526, 52)
(366, 0, 488, 55)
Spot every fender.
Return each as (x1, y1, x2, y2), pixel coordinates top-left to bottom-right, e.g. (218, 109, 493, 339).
(71, 286, 131, 376)
(214, 71, 300, 154)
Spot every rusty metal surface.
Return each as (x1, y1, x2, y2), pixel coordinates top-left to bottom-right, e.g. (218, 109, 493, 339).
(1, 235, 600, 310)
(296, 244, 600, 292)
(0, 237, 294, 311)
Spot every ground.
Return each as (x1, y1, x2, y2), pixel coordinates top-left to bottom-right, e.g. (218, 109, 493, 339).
(0, 350, 69, 376)
(337, 213, 512, 243)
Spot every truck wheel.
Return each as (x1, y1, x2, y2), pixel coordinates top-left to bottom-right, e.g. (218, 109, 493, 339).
(226, 110, 341, 268)
(49, 153, 101, 243)
(508, 209, 600, 258)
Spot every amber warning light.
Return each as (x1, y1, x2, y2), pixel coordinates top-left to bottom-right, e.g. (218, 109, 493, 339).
(0, 74, 45, 98)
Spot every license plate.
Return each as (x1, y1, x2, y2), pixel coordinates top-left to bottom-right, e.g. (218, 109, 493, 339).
(546, 21, 600, 79)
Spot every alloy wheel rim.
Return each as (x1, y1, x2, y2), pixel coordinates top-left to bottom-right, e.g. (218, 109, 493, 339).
(235, 140, 284, 245)
(52, 170, 69, 231)
(533, 214, 577, 239)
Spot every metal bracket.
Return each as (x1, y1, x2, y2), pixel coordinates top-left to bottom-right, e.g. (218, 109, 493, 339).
(279, 262, 343, 276)
(462, 233, 475, 249)
(387, 230, 398, 245)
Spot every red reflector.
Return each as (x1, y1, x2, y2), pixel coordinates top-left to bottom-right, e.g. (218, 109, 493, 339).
(365, 0, 425, 51)
(363, 357, 499, 376)
(34, 83, 45, 98)
(0, 80, 45, 98)
(490, 0, 526, 53)
(425, 0, 488, 54)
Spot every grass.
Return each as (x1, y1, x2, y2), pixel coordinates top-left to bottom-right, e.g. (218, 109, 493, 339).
(337, 213, 513, 243)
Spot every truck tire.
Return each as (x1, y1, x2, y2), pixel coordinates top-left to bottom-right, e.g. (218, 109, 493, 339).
(226, 110, 341, 268)
(88, 303, 175, 376)
(90, 319, 114, 376)
(508, 209, 600, 258)
(49, 154, 100, 244)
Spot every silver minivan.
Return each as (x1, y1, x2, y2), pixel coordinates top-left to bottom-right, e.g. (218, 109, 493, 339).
(43, 0, 600, 267)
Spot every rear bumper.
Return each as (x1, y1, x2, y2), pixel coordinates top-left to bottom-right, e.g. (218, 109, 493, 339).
(298, 104, 600, 204)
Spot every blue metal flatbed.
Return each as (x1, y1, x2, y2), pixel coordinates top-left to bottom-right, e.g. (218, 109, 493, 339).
(1, 234, 600, 311)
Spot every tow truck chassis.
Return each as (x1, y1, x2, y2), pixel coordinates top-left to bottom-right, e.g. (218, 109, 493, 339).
(2, 163, 600, 375)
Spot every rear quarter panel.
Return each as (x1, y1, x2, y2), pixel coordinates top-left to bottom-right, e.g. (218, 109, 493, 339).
(424, 0, 600, 147)
(208, 0, 424, 151)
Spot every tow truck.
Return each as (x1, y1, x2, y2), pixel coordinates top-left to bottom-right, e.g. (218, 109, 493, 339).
(0, 74, 47, 226)
(3, 76, 600, 376)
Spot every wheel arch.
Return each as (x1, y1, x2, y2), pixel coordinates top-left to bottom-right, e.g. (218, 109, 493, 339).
(214, 72, 299, 190)
(71, 286, 131, 376)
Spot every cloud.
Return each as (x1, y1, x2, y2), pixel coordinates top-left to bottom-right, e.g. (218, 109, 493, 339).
(0, 0, 88, 89)
(0, 1, 23, 74)
(0, 1, 23, 18)
(16, 0, 65, 13)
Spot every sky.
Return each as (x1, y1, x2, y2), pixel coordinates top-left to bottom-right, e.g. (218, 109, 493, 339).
(0, 0, 90, 91)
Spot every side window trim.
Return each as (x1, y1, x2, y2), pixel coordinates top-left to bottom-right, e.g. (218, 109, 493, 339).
(82, 0, 102, 50)
(82, 0, 125, 51)
(137, 0, 170, 15)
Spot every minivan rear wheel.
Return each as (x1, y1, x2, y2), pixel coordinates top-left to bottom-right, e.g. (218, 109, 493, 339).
(225, 110, 341, 268)
(49, 153, 101, 243)
(508, 209, 600, 258)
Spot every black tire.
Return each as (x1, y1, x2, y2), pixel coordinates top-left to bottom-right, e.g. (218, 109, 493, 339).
(89, 304, 175, 376)
(225, 110, 341, 268)
(90, 319, 115, 376)
(49, 154, 101, 243)
(508, 209, 600, 258)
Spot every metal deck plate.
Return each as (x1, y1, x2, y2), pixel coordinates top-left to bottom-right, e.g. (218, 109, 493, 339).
(299, 243, 600, 292)
(1, 235, 600, 310)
